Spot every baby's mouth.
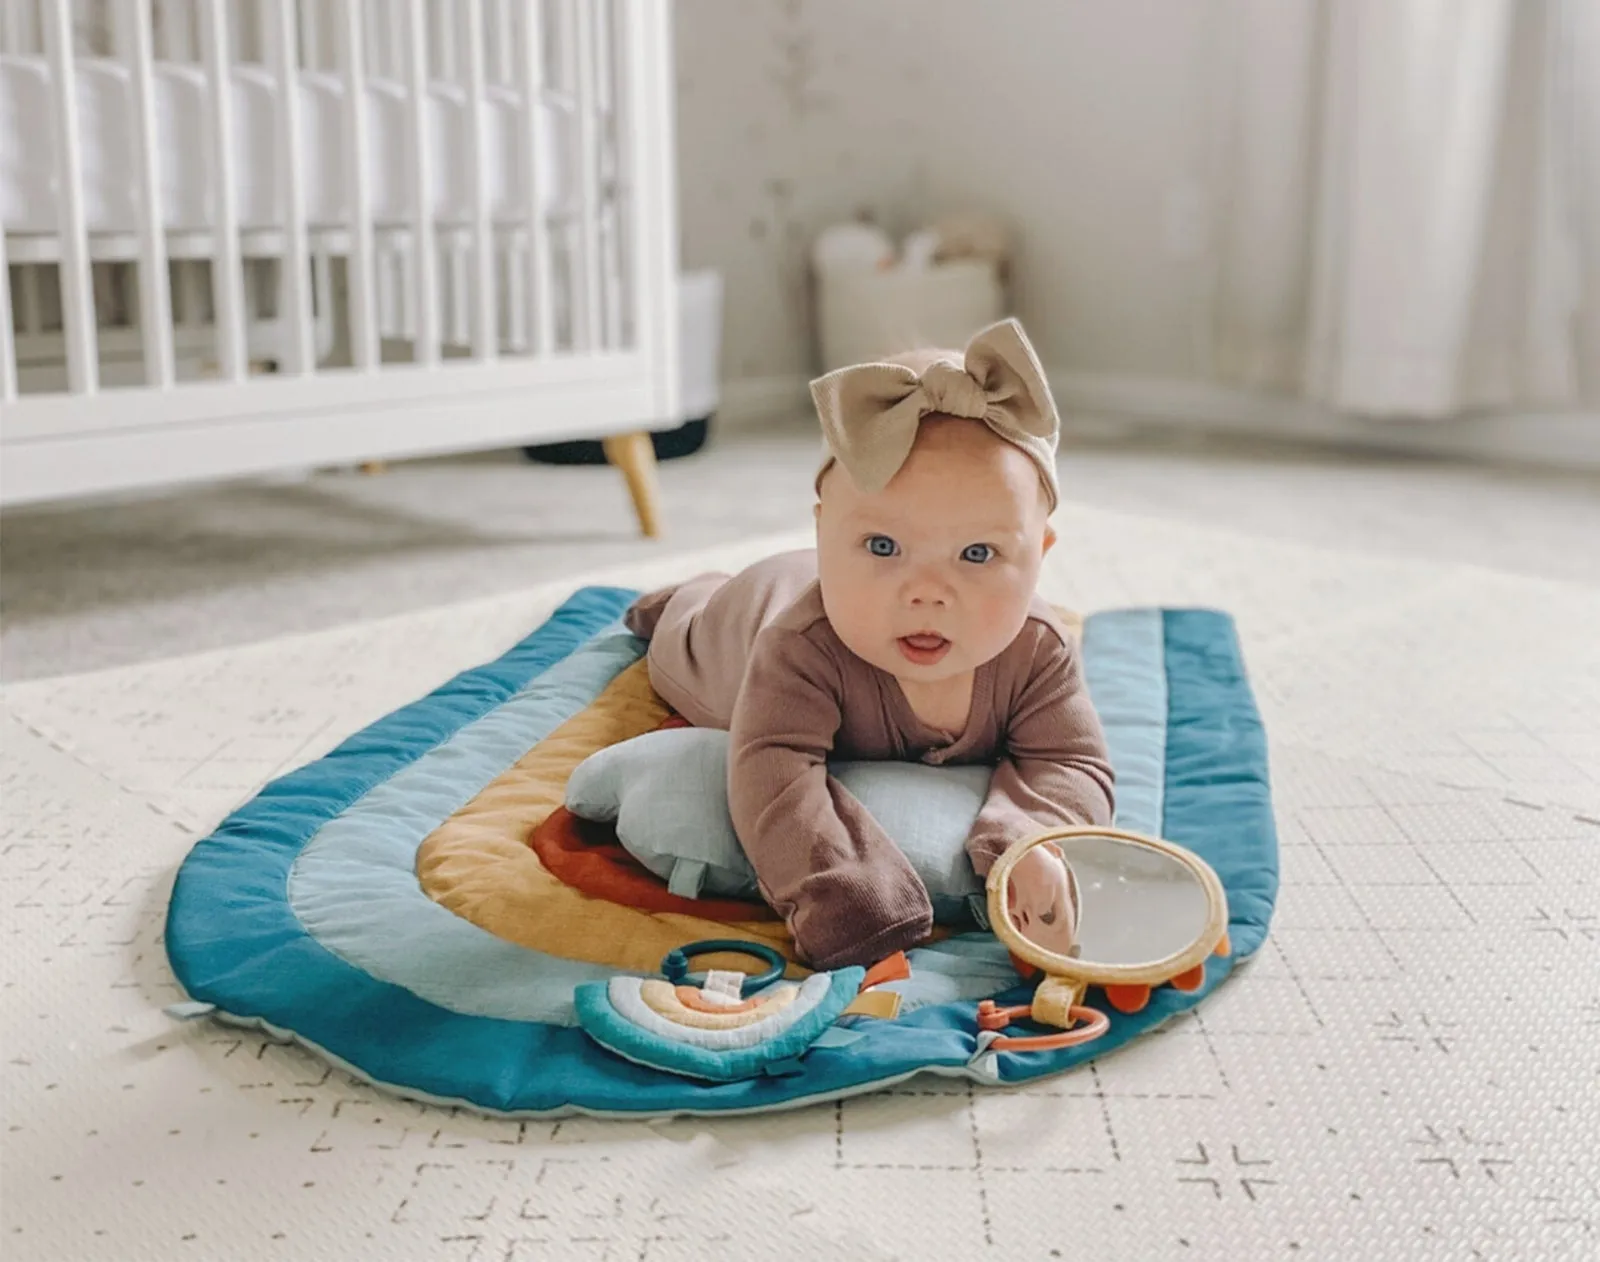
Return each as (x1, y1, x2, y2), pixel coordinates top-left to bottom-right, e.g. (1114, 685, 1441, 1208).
(897, 633, 951, 665)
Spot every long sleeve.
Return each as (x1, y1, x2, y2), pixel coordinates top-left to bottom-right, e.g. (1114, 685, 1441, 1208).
(727, 628, 935, 969)
(965, 626, 1116, 876)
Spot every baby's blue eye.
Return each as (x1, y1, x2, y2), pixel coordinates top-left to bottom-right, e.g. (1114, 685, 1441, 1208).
(866, 535, 899, 558)
(961, 543, 995, 564)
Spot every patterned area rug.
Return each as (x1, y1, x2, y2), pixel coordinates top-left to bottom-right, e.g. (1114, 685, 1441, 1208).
(4, 504, 1597, 1260)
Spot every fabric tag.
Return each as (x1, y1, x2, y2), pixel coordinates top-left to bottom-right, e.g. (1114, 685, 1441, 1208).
(858, 950, 912, 990)
(699, 970, 747, 1006)
(667, 859, 707, 899)
(841, 990, 902, 1020)
(810, 1026, 866, 1051)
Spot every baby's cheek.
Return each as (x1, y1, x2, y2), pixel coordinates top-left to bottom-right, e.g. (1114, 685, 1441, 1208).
(839, 574, 886, 627)
(827, 571, 896, 663)
(969, 584, 1030, 652)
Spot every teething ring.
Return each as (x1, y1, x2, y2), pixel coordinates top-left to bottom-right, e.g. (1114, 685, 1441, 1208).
(661, 939, 787, 996)
(976, 999, 1110, 1052)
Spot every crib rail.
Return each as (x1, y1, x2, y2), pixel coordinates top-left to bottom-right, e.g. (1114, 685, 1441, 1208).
(0, 0, 678, 506)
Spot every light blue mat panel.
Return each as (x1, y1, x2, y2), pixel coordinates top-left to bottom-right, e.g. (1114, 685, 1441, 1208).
(164, 591, 1279, 1117)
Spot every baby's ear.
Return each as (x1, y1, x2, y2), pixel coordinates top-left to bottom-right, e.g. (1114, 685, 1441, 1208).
(1042, 522, 1057, 556)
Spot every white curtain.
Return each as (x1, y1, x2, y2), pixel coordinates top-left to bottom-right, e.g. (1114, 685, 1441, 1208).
(1207, 0, 1599, 419)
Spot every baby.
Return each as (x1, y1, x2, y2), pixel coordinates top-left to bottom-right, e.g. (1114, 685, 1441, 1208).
(624, 318, 1115, 969)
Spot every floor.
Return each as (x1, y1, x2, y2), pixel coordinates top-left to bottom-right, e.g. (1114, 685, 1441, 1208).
(4, 415, 1599, 682)
(5, 483, 1597, 1258)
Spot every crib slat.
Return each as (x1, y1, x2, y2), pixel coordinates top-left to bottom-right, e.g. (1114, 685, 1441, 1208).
(595, 0, 622, 350)
(625, 0, 678, 419)
(611, 0, 640, 351)
(43, 1, 99, 395)
(269, 0, 314, 373)
(124, 0, 175, 388)
(517, 0, 553, 355)
(0, 230, 15, 402)
(340, 0, 379, 369)
(201, 0, 248, 381)
(403, 0, 439, 364)
(463, 0, 497, 361)
(572, 0, 603, 353)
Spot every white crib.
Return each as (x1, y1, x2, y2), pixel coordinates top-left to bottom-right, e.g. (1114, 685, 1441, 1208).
(0, 0, 678, 534)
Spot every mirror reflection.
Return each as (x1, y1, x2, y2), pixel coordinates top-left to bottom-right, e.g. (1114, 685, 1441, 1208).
(1006, 832, 1214, 968)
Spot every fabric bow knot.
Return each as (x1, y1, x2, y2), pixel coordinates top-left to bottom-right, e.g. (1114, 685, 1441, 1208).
(915, 359, 991, 422)
(809, 317, 1061, 510)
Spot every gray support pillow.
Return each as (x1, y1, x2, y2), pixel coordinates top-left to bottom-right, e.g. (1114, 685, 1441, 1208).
(564, 727, 992, 924)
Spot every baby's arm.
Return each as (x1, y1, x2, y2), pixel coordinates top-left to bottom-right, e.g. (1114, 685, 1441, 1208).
(727, 628, 935, 969)
(967, 626, 1116, 876)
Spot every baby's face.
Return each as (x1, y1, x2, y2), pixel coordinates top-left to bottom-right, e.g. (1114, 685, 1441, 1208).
(815, 417, 1055, 684)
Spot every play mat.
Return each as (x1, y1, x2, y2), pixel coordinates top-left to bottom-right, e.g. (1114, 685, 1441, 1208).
(163, 587, 1279, 1118)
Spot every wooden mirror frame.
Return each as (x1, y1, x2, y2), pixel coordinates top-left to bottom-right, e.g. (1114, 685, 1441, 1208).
(986, 825, 1229, 988)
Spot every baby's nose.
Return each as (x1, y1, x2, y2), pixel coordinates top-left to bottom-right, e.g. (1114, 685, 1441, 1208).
(904, 571, 952, 606)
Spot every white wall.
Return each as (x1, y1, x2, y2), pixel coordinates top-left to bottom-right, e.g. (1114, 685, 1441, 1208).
(673, 0, 1222, 383)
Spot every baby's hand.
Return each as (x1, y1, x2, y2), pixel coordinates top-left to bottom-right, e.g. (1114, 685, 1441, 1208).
(1006, 844, 1079, 956)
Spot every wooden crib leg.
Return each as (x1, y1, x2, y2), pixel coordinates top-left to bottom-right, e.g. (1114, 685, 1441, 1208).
(602, 432, 663, 539)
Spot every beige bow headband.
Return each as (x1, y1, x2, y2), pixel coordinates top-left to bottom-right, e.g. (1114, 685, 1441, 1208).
(810, 317, 1061, 511)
